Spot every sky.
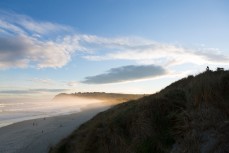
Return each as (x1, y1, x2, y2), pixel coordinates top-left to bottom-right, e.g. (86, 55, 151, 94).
(0, 0, 229, 101)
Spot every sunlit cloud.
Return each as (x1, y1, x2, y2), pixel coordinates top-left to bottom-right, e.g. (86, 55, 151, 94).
(82, 65, 167, 84)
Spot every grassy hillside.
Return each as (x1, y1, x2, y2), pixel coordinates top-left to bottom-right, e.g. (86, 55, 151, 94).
(50, 70, 229, 153)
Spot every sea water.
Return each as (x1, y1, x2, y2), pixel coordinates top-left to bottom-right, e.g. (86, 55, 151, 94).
(0, 98, 99, 128)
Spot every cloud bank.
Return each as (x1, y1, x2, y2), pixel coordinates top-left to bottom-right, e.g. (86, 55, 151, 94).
(82, 65, 167, 84)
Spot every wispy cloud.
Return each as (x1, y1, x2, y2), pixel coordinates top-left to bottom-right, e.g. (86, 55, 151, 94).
(0, 11, 228, 70)
(0, 88, 69, 94)
(83, 41, 229, 66)
(28, 78, 55, 85)
(82, 65, 167, 84)
(0, 10, 71, 35)
(66, 81, 78, 87)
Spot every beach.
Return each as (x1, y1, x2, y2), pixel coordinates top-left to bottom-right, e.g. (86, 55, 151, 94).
(0, 104, 111, 153)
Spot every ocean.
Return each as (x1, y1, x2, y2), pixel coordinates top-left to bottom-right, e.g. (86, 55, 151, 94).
(0, 98, 99, 128)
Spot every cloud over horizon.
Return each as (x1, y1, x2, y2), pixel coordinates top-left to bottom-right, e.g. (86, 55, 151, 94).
(0, 88, 69, 94)
(82, 65, 167, 84)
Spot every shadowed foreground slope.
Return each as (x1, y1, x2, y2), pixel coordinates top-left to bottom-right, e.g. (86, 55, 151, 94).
(50, 70, 229, 153)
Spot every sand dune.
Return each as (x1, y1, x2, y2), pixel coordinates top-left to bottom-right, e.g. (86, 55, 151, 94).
(0, 104, 111, 153)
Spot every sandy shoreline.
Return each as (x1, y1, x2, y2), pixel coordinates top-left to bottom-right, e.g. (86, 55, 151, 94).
(0, 104, 111, 153)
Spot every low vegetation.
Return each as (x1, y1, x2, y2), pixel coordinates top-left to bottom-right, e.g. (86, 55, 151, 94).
(50, 70, 229, 153)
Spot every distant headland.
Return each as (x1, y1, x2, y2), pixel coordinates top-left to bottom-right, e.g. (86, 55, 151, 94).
(53, 92, 146, 104)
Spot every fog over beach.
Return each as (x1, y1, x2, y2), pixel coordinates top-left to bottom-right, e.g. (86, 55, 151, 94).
(0, 92, 142, 153)
(0, 97, 104, 128)
(0, 102, 111, 153)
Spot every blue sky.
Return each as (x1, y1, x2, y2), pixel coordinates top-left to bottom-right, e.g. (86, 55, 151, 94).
(0, 0, 229, 101)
